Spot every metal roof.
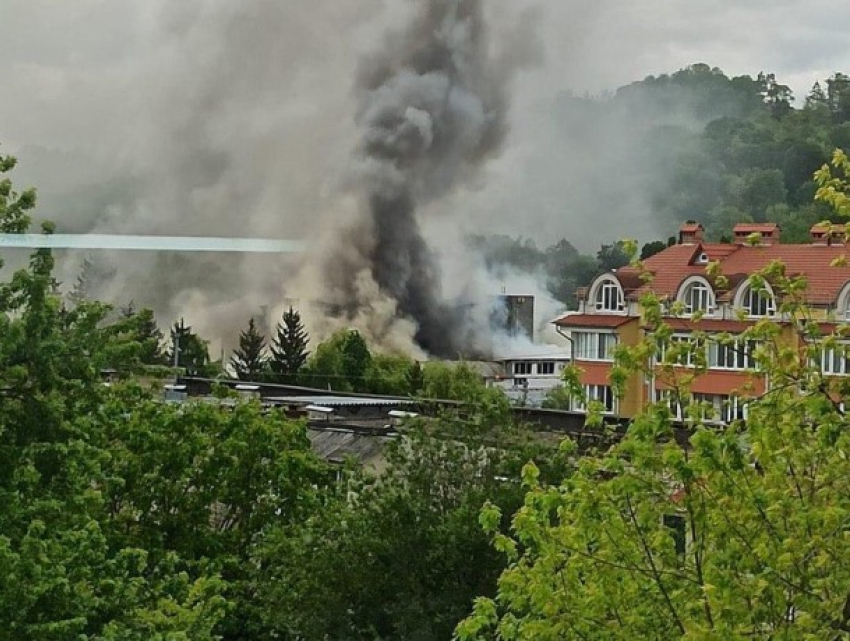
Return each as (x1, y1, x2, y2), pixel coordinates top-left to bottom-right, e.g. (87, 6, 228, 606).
(265, 395, 415, 407)
(307, 427, 393, 466)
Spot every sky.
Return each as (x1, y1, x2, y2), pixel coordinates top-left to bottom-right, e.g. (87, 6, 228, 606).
(0, 0, 849, 348)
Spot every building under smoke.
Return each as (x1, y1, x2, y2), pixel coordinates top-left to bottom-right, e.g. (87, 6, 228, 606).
(493, 294, 535, 341)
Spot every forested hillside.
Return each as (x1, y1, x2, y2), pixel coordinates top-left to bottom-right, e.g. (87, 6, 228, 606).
(472, 64, 850, 306)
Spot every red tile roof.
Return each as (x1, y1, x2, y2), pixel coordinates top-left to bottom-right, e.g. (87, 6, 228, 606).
(553, 314, 637, 328)
(680, 222, 704, 233)
(811, 223, 846, 234)
(615, 241, 850, 305)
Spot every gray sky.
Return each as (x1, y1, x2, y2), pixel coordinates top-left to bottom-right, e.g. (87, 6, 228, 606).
(2, 0, 848, 148)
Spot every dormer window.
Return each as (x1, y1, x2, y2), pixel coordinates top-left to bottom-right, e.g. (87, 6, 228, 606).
(594, 278, 625, 312)
(741, 285, 776, 317)
(681, 279, 714, 316)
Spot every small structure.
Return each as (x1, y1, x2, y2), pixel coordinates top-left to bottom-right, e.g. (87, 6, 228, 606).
(490, 294, 536, 340)
(265, 394, 417, 420)
(487, 353, 571, 407)
(163, 383, 188, 402)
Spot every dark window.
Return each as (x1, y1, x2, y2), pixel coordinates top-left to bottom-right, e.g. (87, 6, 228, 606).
(663, 514, 687, 556)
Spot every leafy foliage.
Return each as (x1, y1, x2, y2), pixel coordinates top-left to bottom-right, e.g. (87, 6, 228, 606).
(168, 318, 212, 376)
(257, 412, 571, 640)
(458, 163, 850, 639)
(0, 153, 231, 638)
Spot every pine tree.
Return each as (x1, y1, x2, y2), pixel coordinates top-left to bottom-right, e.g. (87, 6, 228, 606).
(168, 318, 210, 376)
(406, 360, 425, 395)
(68, 255, 94, 307)
(270, 307, 310, 383)
(133, 308, 167, 365)
(230, 318, 267, 381)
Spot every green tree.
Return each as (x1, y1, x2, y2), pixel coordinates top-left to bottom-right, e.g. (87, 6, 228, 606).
(230, 317, 266, 380)
(68, 254, 95, 307)
(407, 360, 425, 395)
(458, 168, 850, 639)
(101, 390, 326, 638)
(269, 306, 309, 383)
(596, 241, 631, 271)
(342, 330, 372, 392)
(257, 411, 571, 640)
(115, 306, 167, 366)
(168, 318, 211, 376)
(827, 73, 850, 123)
(758, 71, 793, 119)
(366, 353, 415, 396)
(815, 147, 850, 216)
(639, 239, 668, 260)
(0, 148, 228, 638)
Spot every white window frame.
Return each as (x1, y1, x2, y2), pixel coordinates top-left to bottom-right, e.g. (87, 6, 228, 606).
(655, 390, 745, 424)
(737, 283, 776, 318)
(708, 338, 759, 371)
(572, 331, 617, 362)
(836, 282, 850, 322)
(819, 343, 850, 375)
(536, 361, 556, 375)
(680, 279, 715, 316)
(659, 334, 705, 368)
(575, 384, 616, 414)
(592, 278, 625, 313)
(513, 361, 533, 375)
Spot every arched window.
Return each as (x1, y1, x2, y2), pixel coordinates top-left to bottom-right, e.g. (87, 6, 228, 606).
(741, 284, 775, 318)
(680, 279, 715, 316)
(593, 278, 625, 312)
(836, 282, 850, 322)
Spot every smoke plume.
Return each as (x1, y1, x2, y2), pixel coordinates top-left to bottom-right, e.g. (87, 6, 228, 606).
(304, 0, 524, 357)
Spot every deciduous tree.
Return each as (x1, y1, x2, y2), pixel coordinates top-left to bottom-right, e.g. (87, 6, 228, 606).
(458, 171, 850, 639)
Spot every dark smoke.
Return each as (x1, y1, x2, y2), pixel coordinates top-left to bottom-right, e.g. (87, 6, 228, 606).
(324, 0, 513, 357)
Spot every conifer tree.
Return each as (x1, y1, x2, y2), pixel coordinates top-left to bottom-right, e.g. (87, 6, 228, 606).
(133, 308, 167, 365)
(230, 317, 267, 381)
(68, 255, 94, 307)
(168, 318, 210, 376)
(270, 307, 310, 383)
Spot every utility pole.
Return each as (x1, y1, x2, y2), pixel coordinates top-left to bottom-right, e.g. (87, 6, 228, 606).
(172, 330, 180, 369)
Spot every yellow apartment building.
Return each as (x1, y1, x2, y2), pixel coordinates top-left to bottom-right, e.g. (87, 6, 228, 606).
(553, 222, 850, 420)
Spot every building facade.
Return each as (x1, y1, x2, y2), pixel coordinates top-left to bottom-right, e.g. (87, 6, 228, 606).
(487, 354, 572, 406)
(553, 222, 850, 420)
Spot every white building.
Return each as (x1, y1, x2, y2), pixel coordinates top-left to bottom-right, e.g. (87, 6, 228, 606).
(487, 353, 571, 407)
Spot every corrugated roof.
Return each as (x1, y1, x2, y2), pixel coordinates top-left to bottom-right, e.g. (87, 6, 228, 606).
(266, 395, 415, 407)
(307, 427, 392, 465)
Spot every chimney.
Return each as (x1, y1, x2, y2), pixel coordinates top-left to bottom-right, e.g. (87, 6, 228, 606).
(678, 221, 704, 245)
(810, 223, 846, 245)
(732, 223, 780, 245)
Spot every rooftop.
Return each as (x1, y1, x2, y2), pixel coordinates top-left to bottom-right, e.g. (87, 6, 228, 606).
(611, 232, 850, 305)
(266, 395, 416, 408)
